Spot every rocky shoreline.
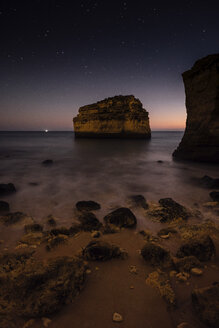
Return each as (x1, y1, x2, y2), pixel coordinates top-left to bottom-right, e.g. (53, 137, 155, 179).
(0, 190, 219, 328)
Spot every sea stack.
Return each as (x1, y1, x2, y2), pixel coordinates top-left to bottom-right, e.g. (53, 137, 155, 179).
(173, 54, 219, 163)
(73, 95, 151, 138)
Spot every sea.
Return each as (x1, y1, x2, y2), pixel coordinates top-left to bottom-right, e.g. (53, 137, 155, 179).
(0, 131, 218, 225)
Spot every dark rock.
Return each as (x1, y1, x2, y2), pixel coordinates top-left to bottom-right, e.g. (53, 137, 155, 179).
(0, 212, 27, 226)
(42, 159, 53, 165)
(0, 252, 86, 317)
(157, 160, 164, 163)
(82, 240, 122, 261)
(157, 198, 189, 222)
(173, 54, 219, 163)
(173, 256, 202, 272)
(0, 183, 16, 196)
(210, 191, 219, 202)
(199, 175, 219, 189)
(176, 235, 216, 261)
(141, 243, 172, 268)
(73, 95, 151, 138)
(50, 227, 74, 236)
(192, 283, 219, 327)
(77, 212, 102, 231)
(129, 195, 148, 209)
(104, 207, 137, 228)
(24, 223, 43, 233)
(76, 200, 101, 211)
(0, 201, 10, 214)
(29, 182, 39, 186)
(46, 215, 57, 226)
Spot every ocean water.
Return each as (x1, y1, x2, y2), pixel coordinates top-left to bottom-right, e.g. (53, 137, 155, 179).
(0, 131, 218, 224)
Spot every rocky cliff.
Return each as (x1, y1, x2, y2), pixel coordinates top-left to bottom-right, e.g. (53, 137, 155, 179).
(73, 95, 151, 138)
(173, 54, 219, 163)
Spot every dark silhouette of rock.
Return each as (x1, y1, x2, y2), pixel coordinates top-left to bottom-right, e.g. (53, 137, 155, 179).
(73, 95, 151, 138)
(42, 159, 53, 165)
(192, 283, 219, 327)
(141, 242, 172, 268)
(210, 191, 219, 202)
(104, 207, 137, 228)
(0, 183, 16, 196)
(129, 194, 148, 209)
(176, 235, 216, 261)
(0, 201, 10, 214)
(77, 212, 102, 231)
(173, 54, 219, 163)
(199, 175, 219, 189)
(82, 240, 122, 261)
(148, 198, 189, 223)
(76, 200, 101, 211)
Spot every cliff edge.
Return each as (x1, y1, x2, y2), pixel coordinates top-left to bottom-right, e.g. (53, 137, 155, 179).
(173, 54, 219, 163)
(73, 95, 151, 138)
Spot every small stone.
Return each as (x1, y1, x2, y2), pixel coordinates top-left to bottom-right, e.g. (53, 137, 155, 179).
(191, 268, 203, 276)
(113, 312, 123, 322)
(177, 322, 190, 328)
(95, 266, 99, 271)
(176, 272, 190, 282)
(129, 265, 138, 274)
(23, 319, 35, 328)
(169, 270, 177, 278)
(42, 317, 52, 327)
(130, 285, 134, 289)
(0, 240, 4, 244)
(160, 234, 170, 239)
(91, 230, 101, 238)
(86, 269, 92, 274)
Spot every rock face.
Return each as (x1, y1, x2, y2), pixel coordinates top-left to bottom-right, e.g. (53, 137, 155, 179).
(73, 95, 151, 138)
(173, 54, 219, 162)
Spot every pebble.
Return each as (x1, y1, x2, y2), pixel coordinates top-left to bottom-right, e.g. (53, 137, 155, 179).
(160, 234, 170, 239)
(177, 322, 190, 328)
(91, 231, 101, 238)
(113, 312, 123, 322)
(86, 269, 92, 274)
(129, 265, 138, 274)
(191, 268, 203, 276)
(176, 272, 190, 282)
(169, 270, 177, 278)
(42, 317, 52, 327)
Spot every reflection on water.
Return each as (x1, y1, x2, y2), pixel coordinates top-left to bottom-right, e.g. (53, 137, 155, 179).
(0, 131, 218, 223)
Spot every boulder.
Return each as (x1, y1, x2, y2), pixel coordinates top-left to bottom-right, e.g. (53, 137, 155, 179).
(73, 95, 151, 138)
(141, 243, 172, 268)
(0, 183, 16, 196)
(0, 201, 10, 214)
(77, 212, 102, 231)
(104, 207, 137, 228)
(129, 194, 148, 209)
(210, 191, 219, 202)
(199, 175, 219, 189)
(82, 240, 122, 261)
(149, 198, 189, 222)
(76, 200, 101, 211)
(173, 54, 219, 163)
(0, 252, 86, 317)
(176, 235, 216, 261)
(192, 283, 219, 327)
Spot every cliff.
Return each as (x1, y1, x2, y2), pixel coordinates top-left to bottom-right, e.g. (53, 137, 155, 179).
(73, 95, 151, 138)
(173, 54, 219, 163)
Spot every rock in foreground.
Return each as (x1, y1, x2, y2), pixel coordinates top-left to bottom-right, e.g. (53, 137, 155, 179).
(73, 95, 151, 138)
(0, 252, 86, 318)
(104, 207, 137, 228)
(173, 54, 219, 163)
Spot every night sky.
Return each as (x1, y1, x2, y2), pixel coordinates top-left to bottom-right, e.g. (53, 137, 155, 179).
(0, 1, 218, 131)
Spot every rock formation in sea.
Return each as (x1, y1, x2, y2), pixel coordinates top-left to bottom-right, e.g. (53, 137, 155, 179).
(73, 95, 151, 138)
(173, 54, 219, 163)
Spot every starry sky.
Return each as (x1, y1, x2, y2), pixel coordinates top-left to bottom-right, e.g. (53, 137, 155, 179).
(0, 0, 218, 131)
